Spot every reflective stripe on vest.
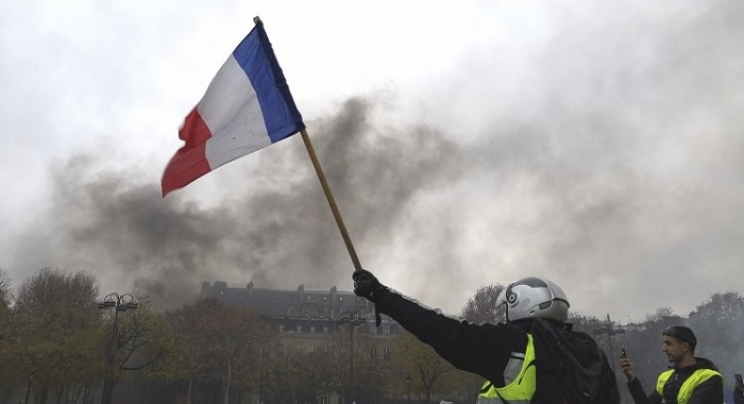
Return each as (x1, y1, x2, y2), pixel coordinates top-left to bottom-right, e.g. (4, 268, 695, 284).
(476, 334, 537, 404)
(655, 368, 722, 404)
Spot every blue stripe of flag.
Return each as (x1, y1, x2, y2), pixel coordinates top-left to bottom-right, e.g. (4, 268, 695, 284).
(232, 18, 305, 143)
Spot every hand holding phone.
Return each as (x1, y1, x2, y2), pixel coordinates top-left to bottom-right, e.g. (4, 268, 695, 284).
(619, 347, 635, 381)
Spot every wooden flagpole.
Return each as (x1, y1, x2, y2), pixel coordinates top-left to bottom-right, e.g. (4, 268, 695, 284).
(300, 129, 362, 271)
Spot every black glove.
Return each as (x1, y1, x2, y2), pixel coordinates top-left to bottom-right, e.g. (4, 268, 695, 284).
(353, 269, 387, 326)
(353, 269, 386, 302)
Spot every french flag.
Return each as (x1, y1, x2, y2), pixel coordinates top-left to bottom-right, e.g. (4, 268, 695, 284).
(162, 17, 305, 197)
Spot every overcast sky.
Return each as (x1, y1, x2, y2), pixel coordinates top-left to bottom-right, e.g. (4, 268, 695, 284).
(2, 0, 743, 323)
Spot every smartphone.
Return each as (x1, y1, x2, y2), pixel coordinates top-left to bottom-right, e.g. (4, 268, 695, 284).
(620, 347, 627, 359)
(735, 373, 743, 388)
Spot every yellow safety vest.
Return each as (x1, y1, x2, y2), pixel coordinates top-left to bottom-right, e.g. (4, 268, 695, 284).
(655, 368, 722, 404)
(477, 334, 537, 404)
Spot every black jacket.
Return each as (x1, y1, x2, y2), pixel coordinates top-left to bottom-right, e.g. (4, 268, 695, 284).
(626, 357, 723, 404)
(373, 287, 617, 404)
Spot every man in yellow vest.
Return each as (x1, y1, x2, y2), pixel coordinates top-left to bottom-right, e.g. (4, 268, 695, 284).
(352, 269, 620, 404)
(619, 325, 723, 404)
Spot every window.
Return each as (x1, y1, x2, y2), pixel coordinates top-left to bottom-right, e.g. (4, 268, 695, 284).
(323, 327, 329, 333)
(310, 326, 316, 333)
(278, 325, 284, 332)
(383, 346, 391, 359)
(296, 325, 302, 333)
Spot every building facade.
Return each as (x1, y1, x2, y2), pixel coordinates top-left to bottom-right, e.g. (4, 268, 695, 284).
(199, 281, 405, 404)
(199, 281, 402, 335)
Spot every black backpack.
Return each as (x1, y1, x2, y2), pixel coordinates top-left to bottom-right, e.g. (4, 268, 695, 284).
(530, 318, 620, 404)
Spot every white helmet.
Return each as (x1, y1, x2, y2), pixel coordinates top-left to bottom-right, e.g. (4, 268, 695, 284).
(496, 277, 570, 323)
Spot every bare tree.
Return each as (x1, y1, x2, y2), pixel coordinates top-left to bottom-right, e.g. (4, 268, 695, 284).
(99, 296, 178, 404)
(394, 331, 455, 402)
(167, 298, 269, 404)
(460, 283, 505, 324)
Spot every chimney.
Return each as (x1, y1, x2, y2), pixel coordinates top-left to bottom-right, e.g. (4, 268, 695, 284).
(297, 284, 304, 301)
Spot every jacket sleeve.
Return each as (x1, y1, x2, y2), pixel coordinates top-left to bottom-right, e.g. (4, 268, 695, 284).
(373, 287, 528, 385)
(626, 377, 661, 404)
(688, 375, 723, 404)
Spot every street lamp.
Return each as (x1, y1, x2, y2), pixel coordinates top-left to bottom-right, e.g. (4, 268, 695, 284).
(404, 373, 411, 402)
(98, 292, 139, 311)
(593, 313, 625, 371)
(336, 312, 366, 404)
(98, 292, 139, 404)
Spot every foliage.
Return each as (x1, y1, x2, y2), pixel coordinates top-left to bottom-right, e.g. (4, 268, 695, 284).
(393, 330, 456, 403)
(644, 307, 676, 323)
(97, 294, 174, 404)
(460, 283, 506, 323)
(107, 297, 176, 374)
(12, 267, 104, 404)
(0, 267, 10, 308)
(447, 368, 486, 404)
(285, 341, 340, 402)
(688, 292, 744, 380)
(4, 265, 744, 404)
(166, 298, 270, 404)
(567, 312, 604, 335)
(0, 268, 21, 404)
(347, 325, 399, 402)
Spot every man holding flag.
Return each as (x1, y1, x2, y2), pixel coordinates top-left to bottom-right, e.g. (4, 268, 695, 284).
(352, 270, 620, 404)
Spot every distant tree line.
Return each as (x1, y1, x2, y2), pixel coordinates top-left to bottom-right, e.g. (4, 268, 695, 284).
(0, 268, 742, 404)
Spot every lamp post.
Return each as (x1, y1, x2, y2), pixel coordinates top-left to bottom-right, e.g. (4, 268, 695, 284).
(404, 373, 411, 402)
(336, 312, 365, 404)
(593, 313, 625, 372)
(98, 292, 139, 404)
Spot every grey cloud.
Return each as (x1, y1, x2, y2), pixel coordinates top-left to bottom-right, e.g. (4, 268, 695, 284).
(6, 1, 744, 322)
